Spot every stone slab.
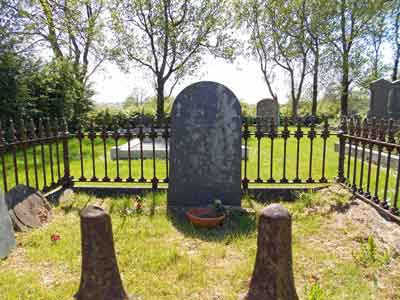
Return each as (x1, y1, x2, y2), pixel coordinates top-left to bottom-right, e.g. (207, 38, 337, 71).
(110, 139, 248, 160)
(5, 185, 52, 232)
(0, 190, 15, 259)
(334, 143, 399, 170)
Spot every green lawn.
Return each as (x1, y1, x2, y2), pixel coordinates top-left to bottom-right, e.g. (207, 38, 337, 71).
(1, 188, 399, 300)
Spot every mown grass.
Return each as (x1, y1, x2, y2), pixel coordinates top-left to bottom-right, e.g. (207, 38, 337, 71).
(1, 188, 399, 300)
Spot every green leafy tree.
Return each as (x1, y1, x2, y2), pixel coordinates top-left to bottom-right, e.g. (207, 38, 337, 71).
(324, 0, 383, 116)
(7, 0, 106, 94)
(109, 0, 237, 122)
(238, 0, 311, 118)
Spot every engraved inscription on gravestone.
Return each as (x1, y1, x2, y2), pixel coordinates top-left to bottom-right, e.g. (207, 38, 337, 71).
(168, 81, 242, 208)
(256, 98, 280, 131)
(368, 78, 391, 118)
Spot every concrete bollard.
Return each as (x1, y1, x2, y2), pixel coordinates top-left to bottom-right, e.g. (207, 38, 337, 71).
(246, 204, 298, 300)
(75, 205, 130, 300)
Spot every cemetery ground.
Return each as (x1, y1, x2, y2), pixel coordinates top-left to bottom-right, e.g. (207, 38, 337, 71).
(1, 186, 400, 300)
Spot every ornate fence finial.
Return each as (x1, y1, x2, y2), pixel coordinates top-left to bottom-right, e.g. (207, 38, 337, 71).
(125, 121, 132, 140)
(112, 121, 120, 140)
(362, 118, 369, 138)
(44, 118, 52, 138)
(388, 119, 395, 144)
(370, 117, 377, 139)
(77, 120, 84, 140)
(355, 117, 362, 137)
(378, 118, 387, 141)
(340, 116, 348, 134)
(38, 118, 45, 139)
(8, 119, 17, 143)
(18, 119, 27, 141)
(321, 117, 329, 139)
(51, 118, 60, 138)
(348, 117, 355, 136)
(28, 119, 37, 139)
(62, 118, 69, 136)
(307, 117, 316, 140)
(88, 120, 96, 140)
(268, 117, 277, 139)
(0, 120, 5, 146)
(294, 118, 303, 139)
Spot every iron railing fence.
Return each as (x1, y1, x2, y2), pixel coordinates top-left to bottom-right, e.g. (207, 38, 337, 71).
(337, 117, 400, 217)
(2, 115, 400, 220)
(241, 118, 336, 189)
(0, 117, 340, 194)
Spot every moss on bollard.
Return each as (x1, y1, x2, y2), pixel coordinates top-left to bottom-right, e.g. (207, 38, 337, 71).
(246, 204, 298, 300)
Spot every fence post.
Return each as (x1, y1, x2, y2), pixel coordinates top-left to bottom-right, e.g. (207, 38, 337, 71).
(337, 116, 347, 183)
(61, 119, 73, 188)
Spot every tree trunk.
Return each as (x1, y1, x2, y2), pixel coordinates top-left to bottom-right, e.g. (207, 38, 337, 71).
(291, 98, 298, 119)
(393, 11, 400, 82)
(311, 49, 319, 116)
(156, 79, 165, 125)
(290, 71, 298, 119)
(340, 52, 349, 117)
(394, 54, 399, 82)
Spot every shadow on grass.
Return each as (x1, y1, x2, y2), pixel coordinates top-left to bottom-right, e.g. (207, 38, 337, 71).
(168, 208, 257, 242)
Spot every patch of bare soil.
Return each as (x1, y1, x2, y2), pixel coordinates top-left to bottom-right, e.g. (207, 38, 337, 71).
(3, 246, 57, 287)
(322, 185, 400, 254)
(302, 185, 400, 299)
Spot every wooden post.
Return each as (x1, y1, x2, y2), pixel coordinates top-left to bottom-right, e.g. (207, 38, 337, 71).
(246, 204, 298, 300)
(75, 205, 129, 300)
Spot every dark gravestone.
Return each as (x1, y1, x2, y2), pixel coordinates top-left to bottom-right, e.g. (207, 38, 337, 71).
(256, 98, 280, 131)
(5, 185, 52, 232)
(246, 204, 298, 300)
(388, 80, 400, 120)
(168, 81, 242, 208)
(0, 191, 15, 259)
(368, 78, 391, 118)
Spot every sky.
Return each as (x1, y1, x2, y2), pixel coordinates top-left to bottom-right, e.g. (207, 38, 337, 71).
(91, 55, 289, 106)
(90, 41, 396, 107)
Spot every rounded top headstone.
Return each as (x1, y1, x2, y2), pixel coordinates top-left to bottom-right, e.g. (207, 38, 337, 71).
(168, 81, 242, 208)
(370, 78, 391, 87)
(172, 81, 241, 118)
